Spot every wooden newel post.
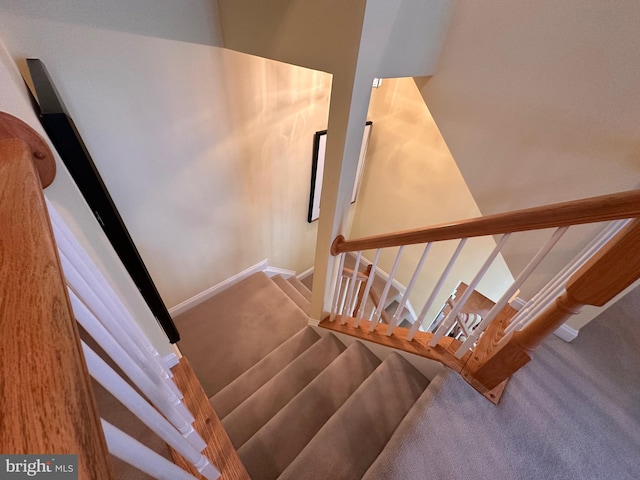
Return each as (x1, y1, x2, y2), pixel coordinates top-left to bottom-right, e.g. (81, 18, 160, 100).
(470, 218, 640, 390)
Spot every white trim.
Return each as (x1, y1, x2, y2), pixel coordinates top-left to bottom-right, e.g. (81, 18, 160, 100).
(168, 260, 268, 317)
(307, 317, 320, 327)
(265, 265, 296, 278)
(554, 323, 579, 342)
(163, 352, 181, 369)
(297, 266, 315, 281)
(509, 296, 527, 311)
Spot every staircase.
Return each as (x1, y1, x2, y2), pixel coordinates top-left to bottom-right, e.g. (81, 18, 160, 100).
(176, 272, 435, 480)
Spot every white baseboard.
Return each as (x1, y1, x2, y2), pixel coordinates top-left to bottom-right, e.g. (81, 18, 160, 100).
(297, 266, 314, 281)
(162, 352, 181, 369)
(509, 296, 528, 311)
(554, 323, 579, 342)
(265, 265, 296, 278)
(168, 259, 268, 317)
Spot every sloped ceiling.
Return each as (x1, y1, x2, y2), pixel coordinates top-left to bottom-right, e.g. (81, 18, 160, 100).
(417, 0, 640, 296)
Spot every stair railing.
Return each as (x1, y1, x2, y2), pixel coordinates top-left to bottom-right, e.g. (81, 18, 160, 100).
(0, 113, 243, 479)
(326, 189, 640, 400)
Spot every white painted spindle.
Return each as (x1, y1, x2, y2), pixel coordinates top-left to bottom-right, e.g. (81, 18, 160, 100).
(387, 243, 432, 336)
(342, 252, 362, 323)
(330, 253, 347, 321)
(83, 343, 219, 479)
(506, 220, 629, 334)
(406, 239, 467, 341)
(355, 249, 381, 327)
(101, 420, 203, 480)
(68, 289, 205, 451)
(369, 246, 405, 331)
(338, 277, 350, 318)
(59, 249, 183, 402)
(47, 200, 173, 375)
(429, 234, 511, 346)
(455, 226, 568, 357)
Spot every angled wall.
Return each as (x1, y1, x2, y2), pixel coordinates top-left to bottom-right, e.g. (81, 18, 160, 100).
(418, 0, 640, 328)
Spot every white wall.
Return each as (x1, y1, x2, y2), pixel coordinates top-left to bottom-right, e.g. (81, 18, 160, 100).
(419, 0, 640, 328)
(0, 1, 331, 309)
(351, 77, 514, 323)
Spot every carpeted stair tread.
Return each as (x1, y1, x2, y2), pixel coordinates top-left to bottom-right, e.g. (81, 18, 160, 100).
(272, 275, 311, 315)
(210, 327, 321, 419)
(300, 274, 313, 291)
(278, 352, 429, 480)
(239, 342, 381, 480)
(222, 334, 346, 448)
(288, 276, 312, 302)
(174, 272, 308, 397)
(361, 373, 447, 480)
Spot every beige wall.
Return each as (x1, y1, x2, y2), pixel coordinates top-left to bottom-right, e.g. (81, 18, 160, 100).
(0, 2, 331, 310)
(419, 0, 640, 328)
(351, 77, 514, 323)
(0, 40, 174, 355)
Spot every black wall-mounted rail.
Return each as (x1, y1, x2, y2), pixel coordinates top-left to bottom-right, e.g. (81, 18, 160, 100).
(26, 58, 180, 343)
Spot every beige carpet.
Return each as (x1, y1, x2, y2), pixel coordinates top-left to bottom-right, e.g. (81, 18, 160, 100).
(175, 272, 309, 397)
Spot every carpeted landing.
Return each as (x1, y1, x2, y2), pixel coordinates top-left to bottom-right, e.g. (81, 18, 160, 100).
(178, 271, 640, 480)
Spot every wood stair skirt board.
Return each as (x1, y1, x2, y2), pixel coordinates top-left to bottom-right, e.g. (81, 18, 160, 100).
(170, 358, 250, 480)
(169, 260, 296, 318)
(320, 306, 517, 404)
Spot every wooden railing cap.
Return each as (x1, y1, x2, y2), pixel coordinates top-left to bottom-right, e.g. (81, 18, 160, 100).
(0, 111, 55, 188)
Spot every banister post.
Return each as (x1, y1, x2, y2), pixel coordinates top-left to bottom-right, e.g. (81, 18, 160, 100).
(469, 218, 640, 390)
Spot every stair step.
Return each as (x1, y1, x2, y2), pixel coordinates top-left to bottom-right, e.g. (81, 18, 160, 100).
(385, 301, 413, 325)
(222, 334, 345, 448)
(361, 374, 447, 480)
(272, 275, 311, 315)
(174, 271, 308, 397)
(239, 341, 381, 480)
(278, 353, 429, 480)
(288, 276, 312, 302)
(210, 327, 321, 419)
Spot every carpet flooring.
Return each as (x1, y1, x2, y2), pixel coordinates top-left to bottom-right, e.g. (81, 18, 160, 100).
(174, 272, 308, 396)
(363, 284, 640, 480)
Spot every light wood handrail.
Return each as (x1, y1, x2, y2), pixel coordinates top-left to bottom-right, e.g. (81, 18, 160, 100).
(469, 218, 640, 390)
(0, 114, 113, 478)
(331, 190, 640, 254)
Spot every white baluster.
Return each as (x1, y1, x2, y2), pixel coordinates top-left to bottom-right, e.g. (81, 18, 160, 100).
(387, 243, 432, 336)
(338, 277, 350, 317)
(407, 239, 467, 340)
(59, 249, 183, 402)
(84, 343, 219, 479)
(506, 219, 630, 333)
(370, 246, 405, 331)
(101, 420, 205, 480)
(68, 289, 205, 451)
(329, 254, 347, 322)
(48, 201, 178, 388)
(343, 252, 362, 322)
(355, 249, 381, 328)
(455, 227, 568, 358)
(429, 234, 511, 346)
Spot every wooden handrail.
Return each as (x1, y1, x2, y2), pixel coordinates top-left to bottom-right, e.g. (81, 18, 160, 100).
(0, 114, 113, 478)
(469, 218, 640, 390)
(331, 189, 640, 254)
